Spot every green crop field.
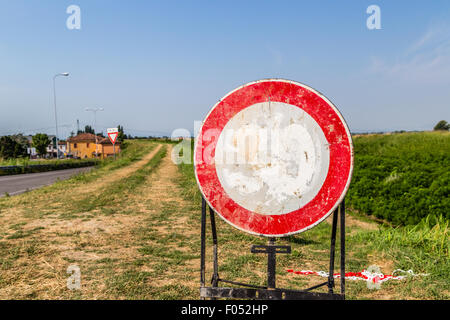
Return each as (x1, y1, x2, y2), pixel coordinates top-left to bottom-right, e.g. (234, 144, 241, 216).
(347, 131, 449, 226)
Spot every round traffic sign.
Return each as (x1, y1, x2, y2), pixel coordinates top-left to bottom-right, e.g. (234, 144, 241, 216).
(194, 79, 353, 237)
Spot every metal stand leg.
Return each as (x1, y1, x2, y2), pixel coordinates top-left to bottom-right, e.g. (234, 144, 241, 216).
(328, 208, 339, 294)
(200, 197, 207, 297)
(209, 207, 219, 288)
(340, 200, 346, 296)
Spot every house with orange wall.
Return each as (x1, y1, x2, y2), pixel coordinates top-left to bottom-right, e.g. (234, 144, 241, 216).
(66, 133, 121, 159)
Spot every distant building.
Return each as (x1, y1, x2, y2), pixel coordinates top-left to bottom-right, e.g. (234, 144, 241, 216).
(58, 141, 67, 155)
(47, 140, 67, 157)
(67, 133, 121, 159)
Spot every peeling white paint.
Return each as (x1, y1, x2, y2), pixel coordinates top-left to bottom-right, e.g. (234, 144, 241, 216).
(215, 101, 330, 215)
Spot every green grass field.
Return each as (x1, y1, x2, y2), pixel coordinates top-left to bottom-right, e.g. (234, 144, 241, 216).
(0, 134, 447, 300)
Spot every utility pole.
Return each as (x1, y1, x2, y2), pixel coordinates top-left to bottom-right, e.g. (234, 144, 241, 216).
(85, 108, 104, 158)
(53, 72, 69, 159)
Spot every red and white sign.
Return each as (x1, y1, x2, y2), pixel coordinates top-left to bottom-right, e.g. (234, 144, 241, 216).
(194, 79, 353, 237)
(107, 128, 119, 145)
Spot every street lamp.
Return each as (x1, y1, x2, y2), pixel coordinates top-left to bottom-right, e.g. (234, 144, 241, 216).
(85, 107, 104, 158)
(53, 72, 69, 159)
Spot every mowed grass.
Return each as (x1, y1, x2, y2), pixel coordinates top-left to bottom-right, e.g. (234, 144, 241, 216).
(0, 141, 205, 300)
(0, 140, 173, 299)
(66, 145, 167, 216)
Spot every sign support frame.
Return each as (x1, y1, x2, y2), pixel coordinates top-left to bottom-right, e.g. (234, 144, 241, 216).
(199, 197, 346, 300)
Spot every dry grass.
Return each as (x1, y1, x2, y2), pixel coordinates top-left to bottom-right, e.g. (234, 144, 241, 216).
(0, 143, 169, 299)
(0, 140, 445, 300)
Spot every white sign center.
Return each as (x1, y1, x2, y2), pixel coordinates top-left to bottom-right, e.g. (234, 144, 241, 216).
(214, 101, 330, 215)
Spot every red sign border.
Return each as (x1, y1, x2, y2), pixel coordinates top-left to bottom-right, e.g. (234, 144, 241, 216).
(108, 132, 118, 145)
(194, 79, 354, 237)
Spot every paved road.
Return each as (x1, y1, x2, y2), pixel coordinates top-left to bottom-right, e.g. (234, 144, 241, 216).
(0, 167, 94, 197)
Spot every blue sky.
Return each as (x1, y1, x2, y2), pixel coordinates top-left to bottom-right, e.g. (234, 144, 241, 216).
(1, 0, 450, 137)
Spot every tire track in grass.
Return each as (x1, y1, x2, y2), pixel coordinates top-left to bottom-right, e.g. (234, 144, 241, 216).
(0, 144, 167, 299)
(91, 145, 201, 299)
(0, 141, 158, 218)
(68, 144, 167, 216)
(70, 142, 161, 195)
(0, 142, 162, 253)
(53, 144, 191, 299)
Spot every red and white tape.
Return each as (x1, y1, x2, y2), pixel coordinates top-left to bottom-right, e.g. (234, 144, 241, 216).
(286, 268, 428, 284)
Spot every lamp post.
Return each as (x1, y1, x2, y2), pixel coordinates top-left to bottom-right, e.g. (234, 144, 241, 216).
(85, 107, 104, 158)
(53, 72, 69, 159)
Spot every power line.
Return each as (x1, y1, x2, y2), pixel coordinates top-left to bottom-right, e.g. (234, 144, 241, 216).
(0, 124, 73, 136)
(85, 122, 171, 136)
(1, 122, 172, 137)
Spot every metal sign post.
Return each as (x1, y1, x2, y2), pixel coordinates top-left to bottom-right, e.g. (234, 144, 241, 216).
(195, 79, 353, 300)
(107, 128, 119, 160)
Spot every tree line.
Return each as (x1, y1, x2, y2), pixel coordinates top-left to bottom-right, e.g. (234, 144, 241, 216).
(0, 133, 51, 159)
(0, 124, 127, 160)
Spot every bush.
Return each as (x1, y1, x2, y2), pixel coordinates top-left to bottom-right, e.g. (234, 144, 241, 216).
(0, 136, 27, 159)
(434, 120, 450, 131)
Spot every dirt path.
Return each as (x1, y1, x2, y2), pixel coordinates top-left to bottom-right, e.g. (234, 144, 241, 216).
(98, 144, 200, 298)
(71, 143, 163, 195)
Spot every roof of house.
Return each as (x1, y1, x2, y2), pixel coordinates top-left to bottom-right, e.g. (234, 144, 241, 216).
(67, 133, 101, 143)
(67, 133, 121, 145)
